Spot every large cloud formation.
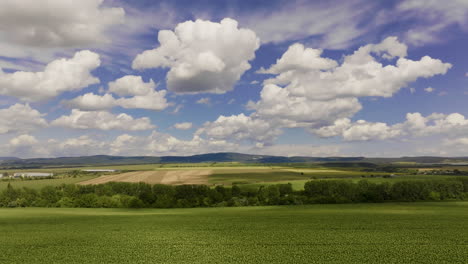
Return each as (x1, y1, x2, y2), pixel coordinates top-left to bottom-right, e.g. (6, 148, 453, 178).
(132, 18, 260, 94)
(200, 37, 451, 145)
(254, 37, 450, 125)
(0, 50, 101, 101)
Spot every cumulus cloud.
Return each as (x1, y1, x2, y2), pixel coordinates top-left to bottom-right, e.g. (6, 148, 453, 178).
(247, 84, 362, 128)
(197, 37, 449, 146)
(132, 18, 260, 94)
(311, 118, 401, 141)
(65, 75, 170, 111)
(312, 112, 468, 142)
(197, 113, 282, 145)
(6, 134, 46, 158)
(66, 93, 117, 111)
(173, 122, 193, 130)
(109, 132, 238, 156)
(404, 112, 468, 137)
(343, 121, 401, 141)
(0, 0, 124, 60)
(51, 110, 155, 131)
(258, 43, 337, 74)
(250, 37, 450, 129)
(0, 104, 47, 134)
(6, 134, 108, 158)
(108, 75, 155, 96)
(0, 50, 100, 101)
(9, 134, 39, 147)
(260, 37, 450, 100)
(116, 90, 170, 110)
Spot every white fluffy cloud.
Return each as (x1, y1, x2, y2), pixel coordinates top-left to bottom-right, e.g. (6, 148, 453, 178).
(109, 132, 238, 156)
(66, 75, 170, 111)
(258, 43, 337, 74)
(0, 104, 47, 134)
(312, 118, 402, 141)
(404, 112, 468, 137)
(133, 18, 260, 94)
(9, 134, 39, 147)
(7, 134, 45, 158)
(197, 113, 282, 145)
(261, 37, 450, 100)
(108, 75, 155, 96)
(0, 0, 124, 60)
(250, 37, 449, 129)
(198, 37, 449, 146)
(0, 50, 100, 101)
(173, 122, 193, 130)
(312, 112, 468, 142)
(6, 134, 108, 158)
(51, 110, 155, 131)
(247, 84, 362, 128)
(66, 93, 117, 111)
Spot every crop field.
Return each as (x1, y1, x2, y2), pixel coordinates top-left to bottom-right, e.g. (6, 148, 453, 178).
(0, 202, 466, 263)
(79, 169, 212, 185)
(77, 167, 361, 186)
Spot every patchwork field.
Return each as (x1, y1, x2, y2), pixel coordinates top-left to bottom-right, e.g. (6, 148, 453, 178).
(0, 163, 452, 190)
(0, 202, 466, 263)
(79, 169, 212, 185)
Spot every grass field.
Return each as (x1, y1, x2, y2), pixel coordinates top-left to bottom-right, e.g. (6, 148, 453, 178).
(0, 202, 466, 263)
(0, 175, 97, 191)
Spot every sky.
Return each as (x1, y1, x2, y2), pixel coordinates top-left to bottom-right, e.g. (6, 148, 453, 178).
(0, 0, 468, 158)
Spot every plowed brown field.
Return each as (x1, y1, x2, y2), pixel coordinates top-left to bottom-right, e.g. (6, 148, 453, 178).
(78, 170, 212, 185)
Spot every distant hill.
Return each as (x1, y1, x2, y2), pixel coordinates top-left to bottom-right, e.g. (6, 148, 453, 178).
(0, 157, 21, 162)
(1, 152, 468, 168)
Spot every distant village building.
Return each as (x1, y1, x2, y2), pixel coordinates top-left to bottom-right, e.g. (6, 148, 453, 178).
(13, 172, 53, 178)
(82, 169, 116, 172)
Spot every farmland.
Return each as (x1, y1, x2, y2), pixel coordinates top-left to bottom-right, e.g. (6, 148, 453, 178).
(0, 202, 466, 263)
(0, 162, 465, 191)
(79, 169, 212, 185)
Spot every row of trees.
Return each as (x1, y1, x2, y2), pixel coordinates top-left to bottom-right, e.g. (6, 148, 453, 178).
(1, 178, 467, 208)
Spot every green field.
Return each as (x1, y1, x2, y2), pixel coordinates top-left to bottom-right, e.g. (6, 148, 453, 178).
(0, 175, 97, 191)
(0, 202, 466, 263)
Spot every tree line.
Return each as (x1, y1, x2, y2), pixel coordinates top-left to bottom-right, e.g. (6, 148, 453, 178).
(1, 178, 467, 208)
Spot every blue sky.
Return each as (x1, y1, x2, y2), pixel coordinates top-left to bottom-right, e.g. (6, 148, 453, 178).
(0, 0, 467, 158)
